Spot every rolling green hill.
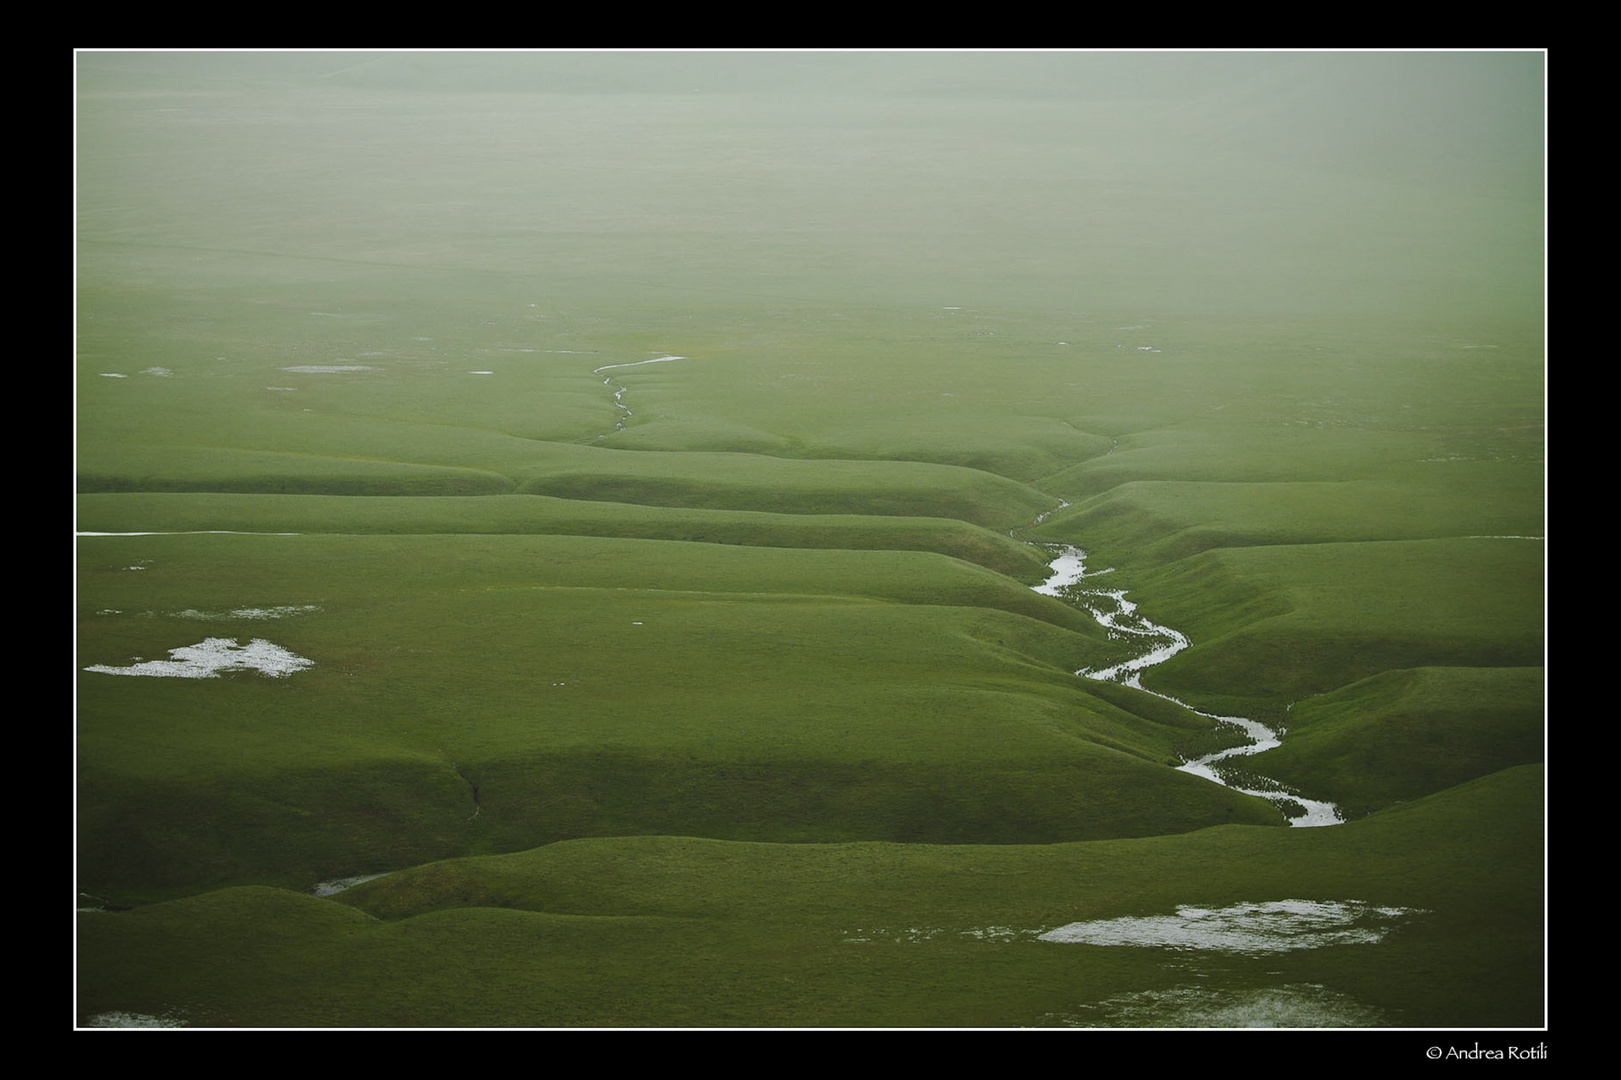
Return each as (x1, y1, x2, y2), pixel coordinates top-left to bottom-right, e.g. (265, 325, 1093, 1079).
(76, 50, 1543, 1029)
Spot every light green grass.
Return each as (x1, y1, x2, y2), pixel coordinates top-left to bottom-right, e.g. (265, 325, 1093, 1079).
(77, 53, 1543, 1028)
(79, 532, 1274, 902)
(77, 492, 1053, 577)
(1128, 538, 1543, 718)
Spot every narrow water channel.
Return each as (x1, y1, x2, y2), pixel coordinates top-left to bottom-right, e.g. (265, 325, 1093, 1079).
(1032, 541, 1340, 827)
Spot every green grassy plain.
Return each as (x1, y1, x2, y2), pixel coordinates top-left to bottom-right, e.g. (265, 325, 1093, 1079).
(76, 52, 1543, 1029)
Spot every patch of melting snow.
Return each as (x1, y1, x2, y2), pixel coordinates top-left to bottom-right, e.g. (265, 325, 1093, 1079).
(843, 901, 1419, 958)
(841, 926, 953, 944)
(593, 354, 687, 374)
(1038, 900, 1421, 954)
(98, 372, 127, 378)
(959, 925, 1027, 942)
(469, 370, 494, 375)
(280, 365, 374, 373)
(141, 366, 172, 377)
(845, 924, 1048, 945)
(85, 1011, 187, 1028)
(311, 872, 390, 897)
(84, 638, 313, 679)
(171, 605, 321, 621)
(1048, 983, 1387, 1028)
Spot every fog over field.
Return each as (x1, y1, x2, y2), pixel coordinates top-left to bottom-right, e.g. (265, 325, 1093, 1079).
(76, 51, 1544, 1034)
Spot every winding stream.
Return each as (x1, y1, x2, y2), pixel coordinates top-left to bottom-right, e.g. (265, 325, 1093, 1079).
(1032, 538, 1340, 827)
(585, 357, 1331, 824)
(593, 355, 686, 432)
(588, 356, 1333, 825)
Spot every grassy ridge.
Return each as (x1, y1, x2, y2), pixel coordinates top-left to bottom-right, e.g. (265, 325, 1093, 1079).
(1245, 667, 1544, 819)
(77, 53, 1543, 1028)
(79, 533, 1274, 903)
(1049, 470, 1543, 567)
(1128, 539, 1542, 718)
(77, 492, 1052, 578)
(510, 446, 1054, 527)
(78, 765, 1542, 1028)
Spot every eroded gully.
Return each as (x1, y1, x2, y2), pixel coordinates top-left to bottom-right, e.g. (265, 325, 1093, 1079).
(1024, 504, 1340, 827)
(591, 361, 1335, 826)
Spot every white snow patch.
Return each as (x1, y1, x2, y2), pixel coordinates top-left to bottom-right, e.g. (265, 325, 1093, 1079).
(311, 872, 390, 897)
(84, 638, 313, 679)
(1049, 983, 1386, 1028)
(1038, 900, 1421, 955)
(141, 367, 173, 377)
(592, 354, 687, 373)
(98, 372, 127, 378)
(85, 1011, 186, 1028)
(280, 365, 374, 373)
(171, 605, 321, 621)
(469, 370, 494, 375)
(959, 925, 1026, 941)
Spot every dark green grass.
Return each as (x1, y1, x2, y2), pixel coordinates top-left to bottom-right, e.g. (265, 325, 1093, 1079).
(77, 765, 1542, 1028)
(78, 533, 1274, 903)
(1245, 667, 1544, 819)
(77, 54, 1543, 1028)
(1045, 469, 1543, 568)
(77, 492, 1052, 578)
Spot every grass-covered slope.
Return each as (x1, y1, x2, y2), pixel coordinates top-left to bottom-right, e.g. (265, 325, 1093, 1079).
(77, 492, 1052, 578)
(78, 531, 1273, 904)
(1244, 667, 1544, 819)
(77, 765, 1542, 1028)
(77, 52, 1543, 1028)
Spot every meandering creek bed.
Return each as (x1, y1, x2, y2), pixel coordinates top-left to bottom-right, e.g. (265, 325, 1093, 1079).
(1032, 541, 1340, 826)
